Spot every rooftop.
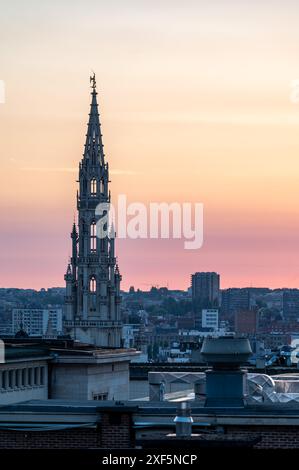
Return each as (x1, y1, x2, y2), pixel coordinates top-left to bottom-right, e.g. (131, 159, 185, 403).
(1, 399, 299, 427)
(2, 339, 139, 363)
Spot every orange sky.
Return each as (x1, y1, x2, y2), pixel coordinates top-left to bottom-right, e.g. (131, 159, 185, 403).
(1, 0, 299, 290)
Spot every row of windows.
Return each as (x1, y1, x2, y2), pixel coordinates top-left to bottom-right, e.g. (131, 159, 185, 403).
(80, 220, 107, 254)
(0, 366, 45, 391)
(90, 222, 107, 252)
(87, 178, 105, 195)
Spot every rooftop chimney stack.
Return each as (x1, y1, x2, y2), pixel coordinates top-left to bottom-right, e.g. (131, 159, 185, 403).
(200, 337, 252, 408)
(174, 402, 193, 437)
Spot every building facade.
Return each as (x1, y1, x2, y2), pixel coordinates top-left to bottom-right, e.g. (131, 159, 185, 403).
(191, 272, 220, 307)
(283, 289, 299, 322)
(0, 346, 50, 405)
(235, 309, 258, 335)
(63, 75, 122, 347)
(12, 308, 63, 337)
(0, 340, 138, 405)
(202, 309, 219, 330)
(221, 288, 250, 319)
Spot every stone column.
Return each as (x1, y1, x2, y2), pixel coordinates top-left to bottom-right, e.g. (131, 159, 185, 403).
(4, 370, 9, 389)
(17, 369, 22, 388)
(11, 369, 16, 389)
(40, 366, 44, 385)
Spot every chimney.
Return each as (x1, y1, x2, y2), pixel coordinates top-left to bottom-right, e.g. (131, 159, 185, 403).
(200, 337, 252, 408)
(174, 402, 193, 437)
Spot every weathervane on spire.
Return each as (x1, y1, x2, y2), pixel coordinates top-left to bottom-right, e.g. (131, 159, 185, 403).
(90, 72, 96, 90)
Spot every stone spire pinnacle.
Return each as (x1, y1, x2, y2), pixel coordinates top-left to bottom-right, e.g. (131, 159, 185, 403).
(84, 73, 105, 165)
(65, 263, 72, 279)
(71, 221, 77, 236)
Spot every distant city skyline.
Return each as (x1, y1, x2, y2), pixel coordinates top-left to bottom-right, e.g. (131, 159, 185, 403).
(2, 1, 299, 290)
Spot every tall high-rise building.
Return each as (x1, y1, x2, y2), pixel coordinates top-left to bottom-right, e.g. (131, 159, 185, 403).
(63, 75, 122, 347)
(191, 272, 220, 307)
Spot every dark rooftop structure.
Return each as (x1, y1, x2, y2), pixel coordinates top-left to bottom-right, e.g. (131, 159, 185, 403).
(0, 338, 299, 450)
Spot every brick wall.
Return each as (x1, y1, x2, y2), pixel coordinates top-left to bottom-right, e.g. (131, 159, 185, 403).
(0, 429, 101, 449)
(100, 412, 133, 448)
(0, 418, 297, 449)
(227, 425, 299, 449)
(0, 412, 133, 449)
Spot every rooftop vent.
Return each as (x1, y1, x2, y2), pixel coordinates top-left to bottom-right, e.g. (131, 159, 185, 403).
(173, 402, 193, 437)
(200, 337, 252, 408)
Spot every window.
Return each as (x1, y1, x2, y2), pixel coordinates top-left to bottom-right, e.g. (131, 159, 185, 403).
(90, 222, 97, 252)
(90, 178, 97, 195)
(90, 276, 96, 293)
(100, 179, 104, 194)
(92, 392, 108, 401)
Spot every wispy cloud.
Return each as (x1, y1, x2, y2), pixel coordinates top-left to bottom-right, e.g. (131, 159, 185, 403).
(20, 167, 77, 173)
(19, 167, 141, 175)
(111, 169, 141, 176)
(108, 111, 299, 127)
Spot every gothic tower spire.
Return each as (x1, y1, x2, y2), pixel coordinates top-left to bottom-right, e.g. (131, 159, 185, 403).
(84, 73, 105, 166)
(63, 75, 122, 348)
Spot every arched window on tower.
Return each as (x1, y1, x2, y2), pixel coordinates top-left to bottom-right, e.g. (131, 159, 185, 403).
(90, 178, 97, 195)
(90, 276, 96, 293)
(100, 178, 104, 194)
(90, 222, 97, 252)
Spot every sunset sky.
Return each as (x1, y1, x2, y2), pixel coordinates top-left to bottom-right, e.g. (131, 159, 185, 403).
(2, 0, 299, 290)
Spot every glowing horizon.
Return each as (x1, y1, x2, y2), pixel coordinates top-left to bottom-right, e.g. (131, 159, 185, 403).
(2, 0, 299, 290)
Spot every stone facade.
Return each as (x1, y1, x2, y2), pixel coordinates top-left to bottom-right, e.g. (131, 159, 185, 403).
(51, 360, 130, 401)
(0, 360, 48, 405)
(0, 342, 139, 404)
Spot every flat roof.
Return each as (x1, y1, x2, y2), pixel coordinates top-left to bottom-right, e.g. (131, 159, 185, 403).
(1, 342, 139, 363)
(2, 399, 299, 416)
